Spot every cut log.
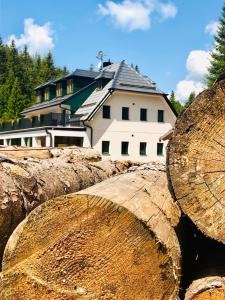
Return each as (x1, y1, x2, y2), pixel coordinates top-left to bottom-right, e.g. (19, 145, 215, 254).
(1, 169, 181, 300)
(0, 146, 101, 161)
(167, 78, 225, 244)
(185, 277, 225, 300)
(0, 155, 132, 267)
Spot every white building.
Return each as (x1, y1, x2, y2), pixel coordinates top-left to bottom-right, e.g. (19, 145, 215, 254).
(0, 60, 177, 162)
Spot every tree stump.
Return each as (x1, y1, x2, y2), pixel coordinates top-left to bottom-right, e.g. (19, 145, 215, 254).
(185, 277, 225, 300)
(167, 79, 225, 244)
(1, 169, 181, 300)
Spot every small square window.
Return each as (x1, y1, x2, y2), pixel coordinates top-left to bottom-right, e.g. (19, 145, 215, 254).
(122, 107, 129, 120)
(121, 141, 129, 155)
(36, 91, 41, 103)
(67, 79, 73, 94)
(102, 105, 111, 119)
(157, 143, 164, 156)
(56, 83, 62, 97)
(140, 142, 147, 155)
(158, 110, 164, 122)
(140, 108, 147, 121)
(44, 87, 49, 101)
(102, 141, 110, 154)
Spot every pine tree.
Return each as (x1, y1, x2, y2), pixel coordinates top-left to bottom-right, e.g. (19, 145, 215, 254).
(40, 51, 57, 82)
(169, 91, 184, 114)
(185, 92, 196, 108)
(7, 77, 26, 119)
(0, 40, 68, 121)
(0, 37, 8, 85)
(206, 3, 225, 86)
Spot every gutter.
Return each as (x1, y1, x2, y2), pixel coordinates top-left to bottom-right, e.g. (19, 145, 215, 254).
(45, 128, 53, 147)
(82, 121, 93, 147)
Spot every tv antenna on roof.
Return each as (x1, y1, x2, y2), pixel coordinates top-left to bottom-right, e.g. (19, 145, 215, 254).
(96, 50, 105, 70)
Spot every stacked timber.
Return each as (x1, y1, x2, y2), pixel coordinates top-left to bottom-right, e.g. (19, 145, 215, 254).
(2, 78, 225, 299)
(0, 167, 181, 300)
(167, 77, 225, 297)
(0, 148, 132, 267)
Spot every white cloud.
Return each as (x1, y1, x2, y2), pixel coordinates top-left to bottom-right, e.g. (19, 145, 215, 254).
(186, 50, 211, 80)
(157, 2, 177, 19)
(176, 80, 205, 102)
(7, 18, 54, 56)
(98, 0, 177, 31)
(205, 21, 219, 36)
(175, 50, 211, 103)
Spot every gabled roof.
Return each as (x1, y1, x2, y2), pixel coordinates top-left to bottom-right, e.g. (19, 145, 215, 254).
(75, 60, 176, 121)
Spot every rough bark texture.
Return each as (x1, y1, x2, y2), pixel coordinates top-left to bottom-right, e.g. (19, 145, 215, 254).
(1, 168, 181, 300)
(185, 277, 225, 300)
(0, 150, 132, 267)
(167, 79, 225, 244)
(0, 146, 102, 161)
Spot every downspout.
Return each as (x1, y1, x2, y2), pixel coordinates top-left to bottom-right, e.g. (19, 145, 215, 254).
(45, 128, 53, 147)
(82, 121, 93, 148)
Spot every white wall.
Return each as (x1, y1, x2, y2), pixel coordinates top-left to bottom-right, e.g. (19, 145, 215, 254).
(0, 129, 90, 148)
(89, 91, 176, 162)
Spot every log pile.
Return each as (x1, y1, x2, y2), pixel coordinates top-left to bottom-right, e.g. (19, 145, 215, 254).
(1, 167, 181, 299)
(1, 78, 225, 299)
(0, 148, 133, 266)
(167, 77, 225, 298)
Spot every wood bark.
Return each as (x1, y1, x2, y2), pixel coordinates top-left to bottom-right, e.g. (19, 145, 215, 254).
(185, 277, 225, 300)
(0, 151, 132, 267)
(167, 78, 225, 244)
(1, 168, 181, 300)
(0, 146, 102, 161)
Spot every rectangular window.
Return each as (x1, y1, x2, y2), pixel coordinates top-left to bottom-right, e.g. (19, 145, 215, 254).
(56, 83, 62, 97)
(121, 141, 129, 155)
(157, 143, 164, 156)
(102, 141, 110, 155)
(140, 142, 147, 155)
(158, 110, 164, 122)
(44, 87, 49, 101)
(102, 105, 111, 119)
(140, 108, 147, 121)
(122, 107, 129, 120)
(67, 79, 73, 94)
(36, 91, 41, 103)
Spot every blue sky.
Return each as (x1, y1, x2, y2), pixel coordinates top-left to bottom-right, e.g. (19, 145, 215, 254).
(0, 0, 224, 102)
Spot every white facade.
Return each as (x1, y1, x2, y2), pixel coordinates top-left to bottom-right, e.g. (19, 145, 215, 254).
(88, 91, 176, 162)
(0, 90, 175, 162)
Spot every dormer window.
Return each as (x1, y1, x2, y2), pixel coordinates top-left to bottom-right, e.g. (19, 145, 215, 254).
(36, 91, 41, 103)
(56, 83, 62, 97)
(44, 87, 50, 101)
(67, 79, 73, 94)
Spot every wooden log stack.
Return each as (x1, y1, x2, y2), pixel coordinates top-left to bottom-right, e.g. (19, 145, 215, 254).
(167, 77, 225, 298)
(2, 78, 225, 299)
(0, 148, 132, 267)
(0, 168, 181, 300)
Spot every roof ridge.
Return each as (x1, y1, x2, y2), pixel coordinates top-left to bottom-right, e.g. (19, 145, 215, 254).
(111, 60, 125, 89)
